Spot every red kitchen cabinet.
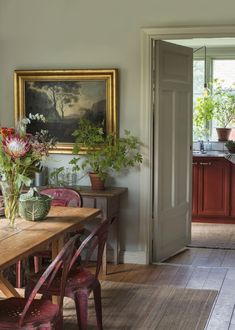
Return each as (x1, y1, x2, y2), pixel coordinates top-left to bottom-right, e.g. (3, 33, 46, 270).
(230, 164, 235, 217)
(193, 157, 230, 218)
(192, 161, 198, 216)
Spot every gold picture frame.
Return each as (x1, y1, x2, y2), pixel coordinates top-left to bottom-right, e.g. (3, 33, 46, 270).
(14, 69, 118, 154)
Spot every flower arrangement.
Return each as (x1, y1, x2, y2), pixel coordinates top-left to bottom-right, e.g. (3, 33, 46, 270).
(0, 114, 56, 226)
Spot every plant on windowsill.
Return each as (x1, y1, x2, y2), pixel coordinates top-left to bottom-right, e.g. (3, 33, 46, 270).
(225, 140, 235, 154)
(194, 79, 235, 141)
(69, 119, 143, 190)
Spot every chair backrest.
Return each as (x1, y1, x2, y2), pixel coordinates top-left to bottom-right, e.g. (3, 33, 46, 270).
(19, 235, 78, 327)
(40, 188, 83, 207)
(70, 218, 111, 278)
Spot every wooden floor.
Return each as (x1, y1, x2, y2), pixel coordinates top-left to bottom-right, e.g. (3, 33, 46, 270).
(101, 256, 235, 330)
(99, 223, 235, 329)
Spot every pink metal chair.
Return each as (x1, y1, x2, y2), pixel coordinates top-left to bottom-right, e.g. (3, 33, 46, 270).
(0, 235, 78, 330)
(26, 218, 111, 330)
(15, 188, 83, 287)
(40, 187, 83, 208)
(33, 187, 83, 273)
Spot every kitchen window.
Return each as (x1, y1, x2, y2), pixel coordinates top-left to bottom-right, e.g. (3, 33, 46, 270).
(193, 55, 235, 141)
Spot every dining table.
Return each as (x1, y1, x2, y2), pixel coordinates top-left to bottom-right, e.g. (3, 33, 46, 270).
(0, 206, 101, 299)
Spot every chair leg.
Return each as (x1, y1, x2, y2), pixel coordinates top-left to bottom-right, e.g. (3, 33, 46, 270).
(93, 282, 103, 330)
(74, 290, 89, 330)
(55, 312, 63, 330)
(16, 260, 22, 288)
(34, 256, 40, 273)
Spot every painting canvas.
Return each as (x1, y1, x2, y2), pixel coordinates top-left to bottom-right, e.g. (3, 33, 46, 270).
(14, 69, 118, 153)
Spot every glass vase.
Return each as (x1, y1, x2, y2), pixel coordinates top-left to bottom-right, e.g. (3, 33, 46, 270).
(0, 180, 22, 227)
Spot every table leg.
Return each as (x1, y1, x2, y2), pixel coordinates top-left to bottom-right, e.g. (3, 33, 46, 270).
(51, 236, 64, 260)
(0, 271, 21, 298)
(113, 215, 119, 265)
(102, 243, 107, 275)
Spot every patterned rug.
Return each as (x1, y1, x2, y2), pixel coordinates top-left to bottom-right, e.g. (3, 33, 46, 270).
(189, 223, 235, 249)
(63, 280, 217, 329)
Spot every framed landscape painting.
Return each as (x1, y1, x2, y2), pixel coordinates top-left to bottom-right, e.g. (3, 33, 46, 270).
(14, 69, 118, 153)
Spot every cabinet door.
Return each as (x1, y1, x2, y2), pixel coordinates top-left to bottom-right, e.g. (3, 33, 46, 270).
(192, 160, 198, 216)
(230, 164, 235, 217)
(198, 159, 230, 216)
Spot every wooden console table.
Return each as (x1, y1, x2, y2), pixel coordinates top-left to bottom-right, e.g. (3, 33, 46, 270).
(77, 186, 127, 271)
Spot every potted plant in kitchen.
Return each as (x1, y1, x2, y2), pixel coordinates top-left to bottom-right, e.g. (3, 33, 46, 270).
(225, 140, 235, 154)
(212, 79, 235, 141)
(194, 79, 235, 141)
(69, 119, 143, 190)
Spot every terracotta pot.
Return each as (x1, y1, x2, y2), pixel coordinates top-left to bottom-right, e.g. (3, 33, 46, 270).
(216, 128, 231, 141)
(88, 173, 105, 190)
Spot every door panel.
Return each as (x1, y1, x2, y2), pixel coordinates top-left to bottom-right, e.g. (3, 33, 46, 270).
(153, 40, 193, 262)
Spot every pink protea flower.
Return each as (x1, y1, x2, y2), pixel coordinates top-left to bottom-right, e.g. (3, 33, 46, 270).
(3, 135, 30, 159)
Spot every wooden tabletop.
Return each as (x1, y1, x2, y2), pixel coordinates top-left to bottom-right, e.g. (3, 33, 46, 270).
(76, 186, 127, 197)
(33, 186, 128, 198)
(0, 206, 101, 270)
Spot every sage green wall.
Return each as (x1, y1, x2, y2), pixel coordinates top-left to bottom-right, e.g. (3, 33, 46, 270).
(0, 0, 235, 259)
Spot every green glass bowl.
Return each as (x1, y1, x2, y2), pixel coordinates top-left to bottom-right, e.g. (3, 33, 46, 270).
(19, 195, 52, 221)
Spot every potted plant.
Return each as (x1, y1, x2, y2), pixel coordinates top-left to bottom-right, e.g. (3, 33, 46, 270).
(69, 119, 143, 190)
(212, 79, 235, 141)
(225, 140, 235, 154)
(194, 79, 235, 141)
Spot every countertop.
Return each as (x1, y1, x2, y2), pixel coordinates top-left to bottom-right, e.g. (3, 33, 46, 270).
(193, 151, 235, 164)
(193, 151, 228, 157)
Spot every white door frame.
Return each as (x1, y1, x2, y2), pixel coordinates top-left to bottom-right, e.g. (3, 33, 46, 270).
(139, 25, 235, 264)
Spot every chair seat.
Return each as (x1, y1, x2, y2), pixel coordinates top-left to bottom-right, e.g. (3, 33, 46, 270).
(0, 297, 59, 329)
(28, 267, 97, 297)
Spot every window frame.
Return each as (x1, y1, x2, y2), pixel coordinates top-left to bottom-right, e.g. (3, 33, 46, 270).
(193, 48, 235, 141)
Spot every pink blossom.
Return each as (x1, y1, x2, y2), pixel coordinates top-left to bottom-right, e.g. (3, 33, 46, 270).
(3, 135, 30, 159)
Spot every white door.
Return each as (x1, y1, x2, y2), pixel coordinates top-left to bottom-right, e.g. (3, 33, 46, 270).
(153, 40, 193, 262)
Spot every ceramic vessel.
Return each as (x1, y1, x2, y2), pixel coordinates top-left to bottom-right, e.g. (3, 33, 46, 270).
(88, 173, 105, 190)
(19, 188, 52, 221)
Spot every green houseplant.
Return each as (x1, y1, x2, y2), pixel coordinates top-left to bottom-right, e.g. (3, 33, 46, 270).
(225, 140, 235, 154)
(194, 79, 235, 141)
(193, 94, 214, 140)
(69, 119, 143, 190)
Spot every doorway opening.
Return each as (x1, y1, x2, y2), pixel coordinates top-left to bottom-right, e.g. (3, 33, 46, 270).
(139, 26, 235, 264)
(165, 37, 235, 250)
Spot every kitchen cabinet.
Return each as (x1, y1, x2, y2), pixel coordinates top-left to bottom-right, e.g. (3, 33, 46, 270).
(192, 161, 198, 216)
(230, 164, 235, 217)
(193, 157, 230, 219)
